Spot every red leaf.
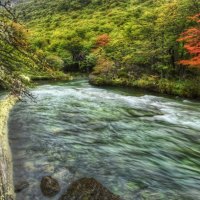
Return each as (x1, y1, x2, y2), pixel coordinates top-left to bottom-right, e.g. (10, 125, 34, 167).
(178, 13, 200, 68)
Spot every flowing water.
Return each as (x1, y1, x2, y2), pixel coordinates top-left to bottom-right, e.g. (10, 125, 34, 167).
(9, 79, 200, 200)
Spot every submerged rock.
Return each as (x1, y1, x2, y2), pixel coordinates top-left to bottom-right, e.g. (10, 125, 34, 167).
(40, 176, 60, 197)
(14, 181, 29, 193)
(59, 177, 120, 200)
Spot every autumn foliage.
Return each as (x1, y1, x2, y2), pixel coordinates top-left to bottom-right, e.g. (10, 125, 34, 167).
(96, 34, 110, 47)
(178, 14, 200, 68)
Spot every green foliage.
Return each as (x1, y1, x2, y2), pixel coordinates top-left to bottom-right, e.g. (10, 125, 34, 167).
(0, 1, 36, 95)
(14, 0, 200, 97)
(80, 54, 97, 72)
(45, 55, 64, 70)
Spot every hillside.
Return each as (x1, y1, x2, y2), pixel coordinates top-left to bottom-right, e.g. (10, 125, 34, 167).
(16, 0, 200, 97)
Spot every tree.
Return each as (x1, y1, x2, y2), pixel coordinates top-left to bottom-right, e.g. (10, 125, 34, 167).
(0, 0, 33, 96)
(178, 13, 200, 68)
(0, 0, 52, 97)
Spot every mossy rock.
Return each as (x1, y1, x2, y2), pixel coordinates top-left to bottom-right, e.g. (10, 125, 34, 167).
(59, 178, 120, 200)
(40, 176, 60, 197)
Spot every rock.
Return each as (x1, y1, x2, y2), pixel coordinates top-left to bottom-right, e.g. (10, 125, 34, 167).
(40, 176, 60, 197)
(59, 177, 120, 200)
(14, 181, 29, 193)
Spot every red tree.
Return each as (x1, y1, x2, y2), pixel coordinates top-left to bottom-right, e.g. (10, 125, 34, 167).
(178, 13, 200, 68)
(96, 34, 110, 47)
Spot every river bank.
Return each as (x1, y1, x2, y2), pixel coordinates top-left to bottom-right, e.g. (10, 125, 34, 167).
(89, 74, 200, 99)
(21, 70, 200, 100)
(0, 96, 17, 200)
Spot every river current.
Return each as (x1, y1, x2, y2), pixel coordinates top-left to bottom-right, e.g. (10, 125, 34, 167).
(9, 80, 200, 200)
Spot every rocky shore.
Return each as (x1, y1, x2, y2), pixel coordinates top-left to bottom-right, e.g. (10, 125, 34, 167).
(0, 96, 17, 200)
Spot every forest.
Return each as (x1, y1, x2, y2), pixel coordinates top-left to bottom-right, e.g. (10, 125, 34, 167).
(10, 0, 200, 98)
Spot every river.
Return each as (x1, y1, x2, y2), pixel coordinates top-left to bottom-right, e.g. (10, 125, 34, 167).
(8, 79, 200, 200)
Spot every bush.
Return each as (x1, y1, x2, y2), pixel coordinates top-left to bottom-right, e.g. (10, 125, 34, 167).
(80, 53, 97, 72)
(46, 55, 64, 69)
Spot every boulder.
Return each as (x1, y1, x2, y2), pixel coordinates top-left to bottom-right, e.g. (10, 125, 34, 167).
(59, 177, 120, 200)
(40, 176, 60, 197)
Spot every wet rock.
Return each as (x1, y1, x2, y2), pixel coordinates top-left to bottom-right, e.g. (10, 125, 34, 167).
(40, 176, 60, 197)
(59, 177, 120, 200)
(14, 181, 29, 193)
